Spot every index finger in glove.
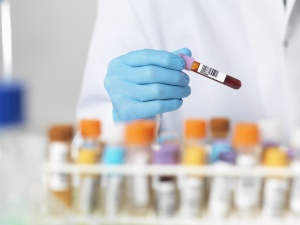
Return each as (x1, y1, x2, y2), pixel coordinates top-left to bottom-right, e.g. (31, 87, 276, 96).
(119, 49, 186, 70)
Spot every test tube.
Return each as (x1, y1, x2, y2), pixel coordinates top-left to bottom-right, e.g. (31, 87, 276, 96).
(47, 125, 73, 209)
(77, 119, 101, 214)
(208, 151, 235, 217)
(258, 119, 281, 160)
(180, 145, 206, 217)
(262, 148, 289, 218)
(102, 147, 125, 216)
(101, 123, 125, 216)
(125, 120, 156, 215)
(184, 119, 207, 148)
(210, 140, 232, 164)
(209, 118, 230, 163)
(232, 123, 261, 217)
(210, 118, 230, 140)
(289, 128, 300, 216)
(152, 143, 179, 217)
(179, 54, 242, 90)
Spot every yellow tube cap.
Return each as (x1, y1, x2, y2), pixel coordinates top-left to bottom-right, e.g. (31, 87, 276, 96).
(182, 146, 206, 165)
(78, 149, 99, 164)
(263, 148, 288, 167)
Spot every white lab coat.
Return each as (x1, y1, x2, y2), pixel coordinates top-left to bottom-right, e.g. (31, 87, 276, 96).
(77, 0, 300, 143)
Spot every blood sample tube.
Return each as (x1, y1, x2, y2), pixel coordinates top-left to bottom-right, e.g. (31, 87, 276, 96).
(262, 148, 288, 218)
(180, 145, 206, 217)
(78, 119, 102, 214)
(289, 129, 300, 216)
(179, 120, 207, 217)
(125, 120, 156, 215)
(232, 123, 261, 217)
(152, 143, 179, 217)
(208, 151, 235, 218)
(179, 54, 242, 90)
(48, 125, 73, 208)
(102, 146, 125, 216)
(209, 118, 231, 163)
(101, 123, 125, 216)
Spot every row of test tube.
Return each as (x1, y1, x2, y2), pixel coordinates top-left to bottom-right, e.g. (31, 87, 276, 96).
(45, 118, 300, 219)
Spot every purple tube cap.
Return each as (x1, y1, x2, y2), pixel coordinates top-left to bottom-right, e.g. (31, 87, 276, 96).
(152, 143, 179, 165)
(287, 148, 300, 160)
(179, 54, 194, 71)
(262, 141, 279, 149)
(219, 151, 236, 164)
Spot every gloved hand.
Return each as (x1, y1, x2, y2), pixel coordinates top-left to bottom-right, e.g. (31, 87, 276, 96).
(104, 48, 192, 122)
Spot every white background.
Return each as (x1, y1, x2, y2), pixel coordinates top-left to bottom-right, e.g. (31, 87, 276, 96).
(0, 0, 97, 130)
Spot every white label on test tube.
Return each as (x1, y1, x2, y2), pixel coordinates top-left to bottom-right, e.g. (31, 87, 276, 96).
(262, 178, 288, 217)
(235, 155, 261, 215)
(49, 174, 69, 191)
(132, 176, 148, 207)
(197, 64, 227, 82)
(235, 176, 261, 214)
(131, 152, 149, 207)
(49, 142, 69, 163)
(156, 180, 177, 216)
(79, 176, 98, 214)
(180, 177, 204, 217)
(105, 176, 122, 215)
(289, 161, 300, 215)
(152, 175, 160, 190)
(290, 178, 300, 215)
(208, 164, 233, 217)
(48, 142, 69, 191)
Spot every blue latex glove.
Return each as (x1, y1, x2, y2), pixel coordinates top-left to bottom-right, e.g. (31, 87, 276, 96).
(104, 48, 192, 122)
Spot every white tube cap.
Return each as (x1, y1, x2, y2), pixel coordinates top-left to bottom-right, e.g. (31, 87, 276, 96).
(290, 128, 300, 150)
(258, 119, 281, 143)
(102, 123, 125, 144)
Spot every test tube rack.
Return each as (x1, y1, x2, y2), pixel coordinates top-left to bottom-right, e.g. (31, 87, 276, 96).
(39, 163, 300, 225)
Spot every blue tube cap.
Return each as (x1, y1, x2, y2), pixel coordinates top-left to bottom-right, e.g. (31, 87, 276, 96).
(210, 139, 232, 163)
(102, 146, 125, 165)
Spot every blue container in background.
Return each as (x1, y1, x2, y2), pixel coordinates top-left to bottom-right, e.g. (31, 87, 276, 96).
(0, 80, 25, 126)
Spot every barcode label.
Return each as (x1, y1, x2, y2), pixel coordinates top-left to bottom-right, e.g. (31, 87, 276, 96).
(200, 65, 219, 77)
(197, 64, 227, 83)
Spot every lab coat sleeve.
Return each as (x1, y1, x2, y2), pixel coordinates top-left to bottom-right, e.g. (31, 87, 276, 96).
(76, 0, 154, 125)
